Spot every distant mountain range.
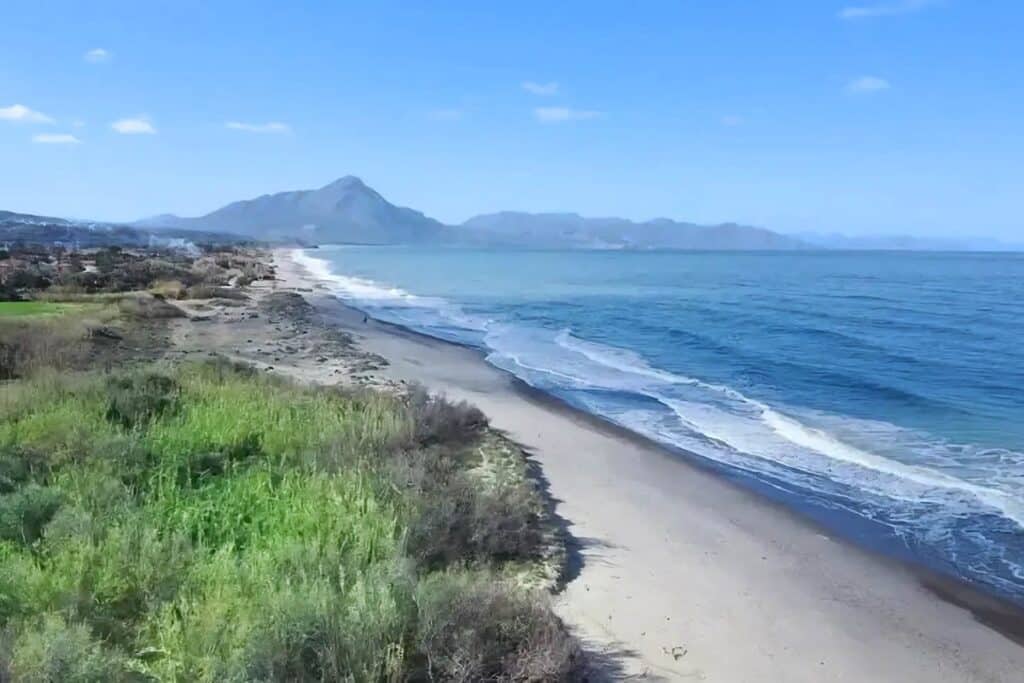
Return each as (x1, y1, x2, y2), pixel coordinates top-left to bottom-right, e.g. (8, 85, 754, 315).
(5, 176, 1019, 251)
(135, 176, 808, 250)
(797, 232, 1023, 252)
(461, 212, 806, 249)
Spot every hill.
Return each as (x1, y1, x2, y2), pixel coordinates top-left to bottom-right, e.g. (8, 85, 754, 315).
(459, 211, 808, 249)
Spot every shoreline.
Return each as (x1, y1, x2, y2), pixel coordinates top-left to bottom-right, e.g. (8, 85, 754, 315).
(264, 249, 1024, 679)
(324, 281, 1024, 635)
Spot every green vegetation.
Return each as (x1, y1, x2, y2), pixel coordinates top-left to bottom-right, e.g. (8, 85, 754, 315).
(0, 301, 85, 318)
(0, 361, 579, 681)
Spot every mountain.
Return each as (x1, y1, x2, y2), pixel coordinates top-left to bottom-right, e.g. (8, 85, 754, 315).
(141, 176, 447, 245)
(138, 177, 807, 250)
(458, 212, 808, 250)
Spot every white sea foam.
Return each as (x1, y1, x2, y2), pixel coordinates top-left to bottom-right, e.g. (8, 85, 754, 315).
(291, 249, 434, 306)
(551, 328, 1024, 529)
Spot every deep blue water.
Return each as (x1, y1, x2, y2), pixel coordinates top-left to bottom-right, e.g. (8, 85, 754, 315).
(296, 246, 1024, 603)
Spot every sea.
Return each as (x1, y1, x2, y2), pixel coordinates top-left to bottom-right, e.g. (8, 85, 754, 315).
(294, 246, 1024, 604)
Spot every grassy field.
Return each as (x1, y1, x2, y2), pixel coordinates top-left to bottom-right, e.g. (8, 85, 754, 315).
(0, 301, 86, 318)
(0, 361, 578, 681)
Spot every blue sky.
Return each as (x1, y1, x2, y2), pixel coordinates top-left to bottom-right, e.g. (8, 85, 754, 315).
(1, 1, 1021, 240)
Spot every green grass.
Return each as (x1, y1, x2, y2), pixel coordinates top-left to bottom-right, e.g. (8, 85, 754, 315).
(0, 361, 578, 681)
(0, 301, 88, 318)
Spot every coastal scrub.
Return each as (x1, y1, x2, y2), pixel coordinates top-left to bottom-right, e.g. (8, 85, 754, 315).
(0, 360, 579, 681)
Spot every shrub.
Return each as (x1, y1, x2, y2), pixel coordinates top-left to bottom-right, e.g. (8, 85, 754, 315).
(104, 373, 179, 429)
(396, 447, 544, 569)
(6, 613, 132, 682)
(405, 385, 487, 447)
(183, 284, 217, 299)
(415, 573, 581, 682)
(0, 485, 63, 545)
(0, 317, 94, 379)
(117, 295, 186, 319)
(150, 279, 187, 299)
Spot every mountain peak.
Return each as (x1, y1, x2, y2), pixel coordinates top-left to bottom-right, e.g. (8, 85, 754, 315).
(319, 175, 368, 193)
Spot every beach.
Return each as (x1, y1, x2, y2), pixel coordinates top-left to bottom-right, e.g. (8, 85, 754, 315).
(172, 250, 1024, 681)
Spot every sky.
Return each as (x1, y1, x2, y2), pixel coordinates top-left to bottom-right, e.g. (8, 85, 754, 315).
(1, 0, 1022, 240)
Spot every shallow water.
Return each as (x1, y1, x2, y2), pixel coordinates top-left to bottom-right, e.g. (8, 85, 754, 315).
(296, 246, 1024, 603)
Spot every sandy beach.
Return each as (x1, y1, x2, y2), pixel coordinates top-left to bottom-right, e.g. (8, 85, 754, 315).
(172, 250, 1024, 681)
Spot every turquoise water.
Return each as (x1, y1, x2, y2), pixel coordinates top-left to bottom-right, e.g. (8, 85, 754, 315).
(296, 246, 1024, 602)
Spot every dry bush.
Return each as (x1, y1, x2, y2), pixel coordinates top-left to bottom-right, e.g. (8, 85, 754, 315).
(405, 385, 488, 447)
(415, 574, 581, 682)
(150, 279, 187, 299)
(189, 259, 231, 286)
(183, 284, 218, 300)
(0, 318, 95, 379)
(117, 295, 186, 319)
(392, 447, 543, 569)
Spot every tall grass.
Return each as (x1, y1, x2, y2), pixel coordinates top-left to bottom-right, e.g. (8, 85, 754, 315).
(0, 305, 116, 380)
(0, 361, 580, 681)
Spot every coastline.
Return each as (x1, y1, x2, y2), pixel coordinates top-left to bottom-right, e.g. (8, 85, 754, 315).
(211, 249, 1023, 680)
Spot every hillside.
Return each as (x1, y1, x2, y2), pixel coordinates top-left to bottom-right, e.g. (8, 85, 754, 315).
(0, 210, 244, 249)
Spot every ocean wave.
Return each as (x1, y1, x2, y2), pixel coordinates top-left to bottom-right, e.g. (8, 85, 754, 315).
(292, 248, 489, 340)
(551, 328, 1024, 529)
(292, 249, 437, 307)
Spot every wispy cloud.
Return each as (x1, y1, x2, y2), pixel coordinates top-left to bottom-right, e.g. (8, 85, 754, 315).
(226, 121, 292, 134)
(426, 108, 464, 121)
(111, 116, 156, 134)
(721, 115, 744, 127)
(522, 81, 559, 96)
(839, 0, 939, 20)
(0, 104, 54, 124)
(533, 106, 601, 123)
(32, 133, 81, 144)
(84, 47, 111, 63)
(845, 76, 891, 94)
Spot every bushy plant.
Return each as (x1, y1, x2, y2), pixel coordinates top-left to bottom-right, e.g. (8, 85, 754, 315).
(104, 372, 179, 430)
(6, 613, 133, 682)
(415, 573, 581, 682)
(0, 484, 62, 545)
(405, 385, 488, 447)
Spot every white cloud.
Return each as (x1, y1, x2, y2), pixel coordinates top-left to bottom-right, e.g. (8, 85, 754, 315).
(111, 117, 156, 134)
(32, 133, 81, 144)
(226, 121, 292, 134)
(721, 115, 744, 126)
(839, 0, 939, 20)
(522, 81, 559, 96)
(846, 76, 891, 94)
(533, 106, 601, 123)
(0, 104, 54, 124)
(84, 48, 111, 63)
